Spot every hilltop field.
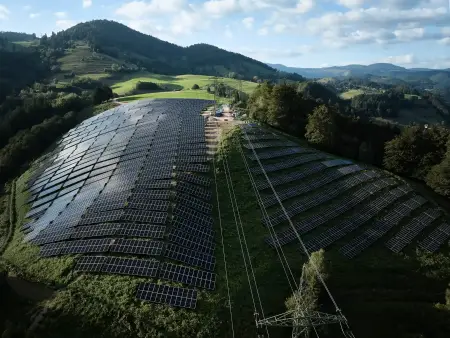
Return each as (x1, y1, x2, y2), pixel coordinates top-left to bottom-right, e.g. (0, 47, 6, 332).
(50, 43, 258, 102)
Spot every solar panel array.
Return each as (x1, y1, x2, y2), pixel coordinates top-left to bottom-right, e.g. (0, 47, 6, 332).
(262, 170, 381, 227)
(255, 160, 352, 190)
(241, 123, 449, 258)
(23, 99, 218, 310)
(251, 153, 331, 175)
(304, 183, 409, 252)
(248, 147, 316, 161)
(418, 223, 450, 252)
(261, 164, 364, 208)
(386, 208, 442, 253)
(340, 195, 427, 258)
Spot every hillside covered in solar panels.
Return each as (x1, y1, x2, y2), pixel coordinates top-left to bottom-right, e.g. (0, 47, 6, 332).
(20, 99, 217, 306)
(2, 98, 450, 338)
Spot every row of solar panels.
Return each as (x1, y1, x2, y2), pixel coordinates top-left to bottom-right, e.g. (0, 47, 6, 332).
(241, 124, 450, 257)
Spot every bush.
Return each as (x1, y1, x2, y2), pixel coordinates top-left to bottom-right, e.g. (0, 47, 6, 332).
(135, 81, 160, 91)
(71, 77, 103, 90)
(93, 86, 114, 105)
(191, 84, 200, 90)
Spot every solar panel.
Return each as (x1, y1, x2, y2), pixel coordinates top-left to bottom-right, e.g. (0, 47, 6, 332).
(116, 223, 166, 239)
(248, 147, 316, 161)
(127, 199, 170, 212)
(339, 195, 427, 258)
(61, 238, 112, 255)
(110, 238, 165, 256)
(129, 190, 171, 201)
(175, 193, 212, 214)
(102, 256, 160, 277)
(171, 216, 214, 241)
(122, 210, 168, 224)
(70, 223, 120, 239)
(164, 243, 215, 271)
(251, 153, 329, 175)
(74, 255, 106, 272)
(136, 283, 197, 309)
(263, 171, 381, 227)
(386, 208, 442, 253)
(175, 163, 210, 173)
(418, 223, 450, 252)
(176, 173, 211, 187)
(304, 183, 407, 252)
(168, 227, 215, 254)
(173, 205, 213, 228)
(176, 181, 211, 201)
(79, 210, 124, 226)
(262, 166, 364, 207)
(159, 262, 216, 290)
(134, 180, 172, 190)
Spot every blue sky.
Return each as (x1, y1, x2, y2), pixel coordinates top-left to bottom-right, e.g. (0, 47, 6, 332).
(0, 0, 449, 68)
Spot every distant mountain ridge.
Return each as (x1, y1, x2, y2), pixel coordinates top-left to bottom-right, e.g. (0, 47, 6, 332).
(266, 62, 448, 78)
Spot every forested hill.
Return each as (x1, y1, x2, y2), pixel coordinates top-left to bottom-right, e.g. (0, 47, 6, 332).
(0, 31, 36, 42)
(49, 20, 302, 81)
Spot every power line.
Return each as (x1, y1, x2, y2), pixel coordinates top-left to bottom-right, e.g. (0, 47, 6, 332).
(240, 125, 355, 337)
(220, 132, 269, 337)
(211, 120, 236, 338)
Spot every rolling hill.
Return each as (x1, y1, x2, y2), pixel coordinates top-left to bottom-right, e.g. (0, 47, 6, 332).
(51, 20, 301, 81)
(268, 62, 450, 97)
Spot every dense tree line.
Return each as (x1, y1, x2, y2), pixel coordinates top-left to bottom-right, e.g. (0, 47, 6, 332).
(0, 49, 49, 102)
(247, 81, 450, 198)
(0, 31, 36, 42)
(349, 90, 408, 118)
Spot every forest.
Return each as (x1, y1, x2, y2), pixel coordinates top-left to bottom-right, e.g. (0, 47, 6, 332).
(246, 81, 450, 198)
(0, 38, 114, 185)
(46, 20, 303, 82)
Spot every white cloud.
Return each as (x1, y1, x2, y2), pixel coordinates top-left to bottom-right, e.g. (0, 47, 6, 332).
(292, 0, 314, 13)
(257, 27, 269, 36)
(171, 9, 210, 35)
(56, 20, 77, 30)
(23, 5, 32, 11)
(242, 16, 254, 29)
(337, 0, 365, 8)
(305, 4, 449, 48)
(54, 12, 68, 19)
(29, 13, 41, 19)
(203, 0, 239, 17)
(82, 0, 93, 8)
(439, 37, 450, 45)
(116, 0, 185, 18)
(224, 25, 233, 38)
(0, 5, 10, 20)
(381, 54, 416, 65)
(274, 24, 287, 33)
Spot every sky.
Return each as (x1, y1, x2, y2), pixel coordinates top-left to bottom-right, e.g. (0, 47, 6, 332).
(0, 0, 449, 69)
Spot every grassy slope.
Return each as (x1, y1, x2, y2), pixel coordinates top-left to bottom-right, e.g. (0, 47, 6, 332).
(57, 44, 126, 76)
(339, 89, 364, 100)
(111, 74, 258, 96)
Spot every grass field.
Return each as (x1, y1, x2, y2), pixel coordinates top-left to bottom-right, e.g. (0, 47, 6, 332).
(117, 89, 230, 103)
(57, 44, 127, 76)
(111, 73, 258, 96)
(339, 89, 365, 99)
